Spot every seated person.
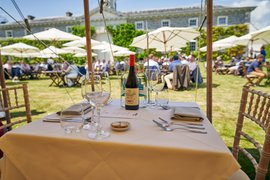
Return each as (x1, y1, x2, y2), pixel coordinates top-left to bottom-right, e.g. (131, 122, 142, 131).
(187, 54, 197, 74)
(164, 55, 182, 89)
(94, 59, 103, 72)
(246, 54, 266, 86)
(181, 56, 189, 65)
(63, 61, 79, 87)
(144, 54, 160, 71)
(228, 61, 241, 75)
(3, 59, 12, 79)
(214, 56, 224, 69)
(20, 61, 32, 78)
(11, 62, 22, 82)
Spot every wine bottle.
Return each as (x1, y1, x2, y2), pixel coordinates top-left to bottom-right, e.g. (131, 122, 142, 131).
(125, 54, 139, 110)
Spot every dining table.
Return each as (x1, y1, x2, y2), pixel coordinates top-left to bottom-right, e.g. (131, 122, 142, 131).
(0, 100, 240, 180)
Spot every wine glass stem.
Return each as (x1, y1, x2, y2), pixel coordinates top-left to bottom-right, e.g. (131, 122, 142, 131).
(155, 91, 159, 106)
(96, 105, 102, 134)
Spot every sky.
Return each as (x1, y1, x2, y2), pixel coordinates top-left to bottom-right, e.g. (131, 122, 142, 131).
(0, 0, 269, 30)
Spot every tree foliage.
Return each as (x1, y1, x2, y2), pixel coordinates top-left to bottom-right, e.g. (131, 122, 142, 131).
(71, 25, 96, 37)
(107, 24, 144, 51)
(183, 24, 249, 61)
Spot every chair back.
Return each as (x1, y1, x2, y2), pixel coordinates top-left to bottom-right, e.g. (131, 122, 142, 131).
(0, 84, 31, 132)
(172, 64, 190, 90)
(232, 86, 270, 180)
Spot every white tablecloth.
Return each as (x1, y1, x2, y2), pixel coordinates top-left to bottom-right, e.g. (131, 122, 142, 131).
(0, 100, 239, 180)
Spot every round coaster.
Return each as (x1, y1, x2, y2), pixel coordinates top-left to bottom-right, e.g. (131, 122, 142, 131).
(111, 121, 130, 132)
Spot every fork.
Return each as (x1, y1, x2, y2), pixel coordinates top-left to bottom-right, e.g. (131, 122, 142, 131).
(153, 120, 207, 134)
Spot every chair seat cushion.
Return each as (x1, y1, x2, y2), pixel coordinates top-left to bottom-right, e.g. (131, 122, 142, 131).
(228, 169, 250, 180)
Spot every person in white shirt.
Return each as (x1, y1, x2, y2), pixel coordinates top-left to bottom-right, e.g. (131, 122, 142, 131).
(144, 54, 160, 71)
(64, 61, 79, 87)
(188, 54, 197, 74)
(94, 59, 103, 71)
(181, 56, 189, 65)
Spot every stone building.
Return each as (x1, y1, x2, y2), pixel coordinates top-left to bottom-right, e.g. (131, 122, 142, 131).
(0, 0, 256, 41)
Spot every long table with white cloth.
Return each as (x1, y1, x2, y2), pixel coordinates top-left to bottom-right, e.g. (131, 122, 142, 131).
(0, 100, 240, 180)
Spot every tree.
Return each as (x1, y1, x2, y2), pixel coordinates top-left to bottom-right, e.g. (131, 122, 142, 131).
(107, 24, 144, 51)
(182, 24, 249, 61)
(71, 26, 96, 37)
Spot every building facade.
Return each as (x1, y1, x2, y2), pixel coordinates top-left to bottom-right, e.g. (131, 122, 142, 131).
(0, 1, 256, 41)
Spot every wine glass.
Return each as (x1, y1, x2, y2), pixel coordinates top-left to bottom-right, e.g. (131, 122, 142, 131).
(82, 74, 111, 140)
(150, 70, 167, 107)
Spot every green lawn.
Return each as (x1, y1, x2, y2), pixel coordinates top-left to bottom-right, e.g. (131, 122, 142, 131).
(5, 64, 270, 179)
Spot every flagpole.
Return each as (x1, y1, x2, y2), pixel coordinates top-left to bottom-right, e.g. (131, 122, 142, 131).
(206, 0, 213, 123)
(83, 0, 95, 90)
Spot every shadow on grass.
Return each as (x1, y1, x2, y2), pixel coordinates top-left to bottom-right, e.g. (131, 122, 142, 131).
(228, 147, 270, 180)
(10, 110, 45, 119)
(189, 82, 220, 89)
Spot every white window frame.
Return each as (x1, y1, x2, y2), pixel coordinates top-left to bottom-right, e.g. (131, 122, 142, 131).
(161, 19, 170, 27)
(190, 40, 197, 52)
(5, 30, 13, 38)
(188, 18, 198, 27)
(135, 21, 144, 30)
(66, 26, 72, 33)
(217, 16, 228, 26)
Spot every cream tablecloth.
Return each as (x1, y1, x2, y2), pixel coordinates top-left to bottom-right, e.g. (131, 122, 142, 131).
(0, 100, 239, 180)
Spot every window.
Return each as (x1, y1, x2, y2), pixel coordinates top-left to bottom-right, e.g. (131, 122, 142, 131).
(190, 40, 197, 52)
(66, 26, 72, 33)
(135, 21, 144, 30)
(188, 18, 198, 27)
(161, 20, 170, 27)
(217, 16, 228, 26)
(5, 30, 13, 38)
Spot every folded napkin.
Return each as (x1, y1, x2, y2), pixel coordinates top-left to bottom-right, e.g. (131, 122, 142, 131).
(61, 103, 92, 116)
(171, 107, 204, 122)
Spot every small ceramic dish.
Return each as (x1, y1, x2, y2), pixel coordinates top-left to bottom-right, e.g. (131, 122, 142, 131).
(111, 121, 130, 132)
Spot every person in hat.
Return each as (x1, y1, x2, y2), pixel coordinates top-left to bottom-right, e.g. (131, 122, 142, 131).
(246, 54, 266, 86)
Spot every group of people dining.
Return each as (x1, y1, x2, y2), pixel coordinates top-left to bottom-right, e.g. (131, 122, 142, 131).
(142, 53, 203, 90)
(213, 45, 268, 86)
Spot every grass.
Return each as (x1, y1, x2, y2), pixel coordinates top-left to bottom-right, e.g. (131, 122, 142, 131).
(5, 63, 270, 179)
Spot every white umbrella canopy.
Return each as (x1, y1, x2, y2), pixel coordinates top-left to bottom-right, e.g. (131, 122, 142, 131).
(113, 50, 135, 57)
(23, 28, 81, 41)
(234, 33, 268, 46)
(200, 43, 236, 52)
(74, 52, 97, 57)
(234, 25, 270, 46)
(61, 46, 86, 54)
(214, 35, 239, 44)
(1, 42, 40, 54)
(92, 41, 127, 52)
(131, 27, 200, 52)
(39, 46, 67, 56)
(62, 37, 101, 47)
(1, 52, 41, 58)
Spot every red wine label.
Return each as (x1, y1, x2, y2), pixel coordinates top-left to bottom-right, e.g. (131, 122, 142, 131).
(125, 88, 139, 106)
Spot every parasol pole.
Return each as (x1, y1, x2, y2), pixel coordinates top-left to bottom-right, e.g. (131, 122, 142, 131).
(83, 0, 94, 90)
(0, 50, 11, 128)
(206, 0, 213, 123)
(146, 32, 151, 104)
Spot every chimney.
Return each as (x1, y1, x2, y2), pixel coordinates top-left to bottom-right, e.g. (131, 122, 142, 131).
(27, 15, 35, 20)
(66, 11, 73, 17)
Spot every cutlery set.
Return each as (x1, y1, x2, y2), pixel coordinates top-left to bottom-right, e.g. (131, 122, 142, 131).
(153, 117, 207, 134)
